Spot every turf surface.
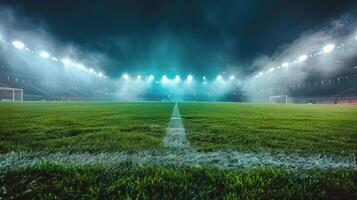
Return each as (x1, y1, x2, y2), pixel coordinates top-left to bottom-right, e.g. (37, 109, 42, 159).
(0, 102, 174, 153)
(1, 164, 356, 199)
(1, 101, 357, 199)
(179, 102, 357, 155)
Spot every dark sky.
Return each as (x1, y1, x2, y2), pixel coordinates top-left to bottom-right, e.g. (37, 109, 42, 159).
(1, 0, 357, 77)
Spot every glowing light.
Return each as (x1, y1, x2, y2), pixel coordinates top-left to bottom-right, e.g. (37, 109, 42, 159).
(229, 75, 235, 80)
(98, 72, 103, 77)
(40, 51, 50, 59)
(185, 75, 193, 84)
(187, 75, 193, 81)
(148, 74, 154, 80)
(137, 75, 141, 80)
(162, 75, 169, 84)
(202, 76, 206, 80)
(12, 41, 24, 49)
(174, 75, 180, 82)
(123, 73, 129, 80)
(88, 68, 95, 73)
(76, 64, 85, 70)
(62, 58, 71, 65)
(268, 68, 275, 73)
(355, 35, 357, 40)
(282, 62, 289, 68)
(216, 75, 222, 80)
(322, 44, 335, 53)
(298, 54, 308, 62)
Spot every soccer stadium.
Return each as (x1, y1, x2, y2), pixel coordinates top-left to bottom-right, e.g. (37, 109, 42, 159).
(0, 1, 357, 199)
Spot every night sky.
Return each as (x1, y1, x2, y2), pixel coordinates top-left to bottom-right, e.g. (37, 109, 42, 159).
(1, 0, 357, 77)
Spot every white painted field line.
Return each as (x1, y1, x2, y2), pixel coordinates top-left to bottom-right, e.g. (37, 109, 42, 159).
(0, 151, 355, 170)
(163, 102, 191, 149)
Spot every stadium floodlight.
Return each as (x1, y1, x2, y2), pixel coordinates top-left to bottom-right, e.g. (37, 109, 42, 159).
(137, 75, 142, 80)
(269, 67, 275, 72)
(229, 75, 235, 80)
(76, 64, 86, 71)
(174, 75, 180, 82)
(62, 58, 71, 65)
(298, 54, 308, 62)
(88, 68, 95, 73)
(148, 74, 154, 80)
(40, 51, 50, 59)
(98, 72, 104, 77)
(185, 75, 193, 84)
(216, 75, 222, 80)
(162, 75, 169, 84)
(187, 75, 193, 81)
(12, 41, 24, 49)
(202, 76, 206, 80)
(322, 44, 335, 53)
(255, 72, 263, 78)
(282, 62, 289, 68)
(123, 73, 129, 80)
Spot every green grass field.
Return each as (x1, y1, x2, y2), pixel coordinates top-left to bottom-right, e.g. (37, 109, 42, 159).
(0, 102, 356, 199)
(180, 102, 357, 155)
(0, 102, 173, 153)
(1, 164, 356, 199)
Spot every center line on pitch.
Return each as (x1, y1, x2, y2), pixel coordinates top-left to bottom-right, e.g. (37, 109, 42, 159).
(163, 102, 191, 149)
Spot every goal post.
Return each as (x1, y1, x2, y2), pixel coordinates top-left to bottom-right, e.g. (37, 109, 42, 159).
(0, 87, 23, 102)
(269, 95, 288, 104)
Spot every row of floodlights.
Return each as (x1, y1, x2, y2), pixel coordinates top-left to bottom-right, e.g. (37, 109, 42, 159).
(3, 40, 106, 78)
(254, 36, 357, 78)
(121, 73, 237, 84)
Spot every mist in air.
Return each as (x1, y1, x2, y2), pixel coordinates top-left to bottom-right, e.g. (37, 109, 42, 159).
(1, 4, 357, 101)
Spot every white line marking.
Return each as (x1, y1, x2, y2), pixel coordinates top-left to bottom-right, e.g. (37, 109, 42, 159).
(163, 102, 191, 149)
(0, 151, 355, 170)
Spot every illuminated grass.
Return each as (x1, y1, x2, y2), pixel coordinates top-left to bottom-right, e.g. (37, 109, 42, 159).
(0, 102, 174, 153)
(179, 102, 357, 155)
(1, 163, 356, 199)
(0, 102, 357, 199)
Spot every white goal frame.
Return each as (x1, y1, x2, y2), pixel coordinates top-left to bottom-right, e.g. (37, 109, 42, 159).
(0, 87, 23, 102)
(269, 95, 288, 104)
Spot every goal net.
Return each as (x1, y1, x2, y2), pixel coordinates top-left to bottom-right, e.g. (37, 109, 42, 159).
(0, 87, 23, 102)
(269, 95, 288, 104)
